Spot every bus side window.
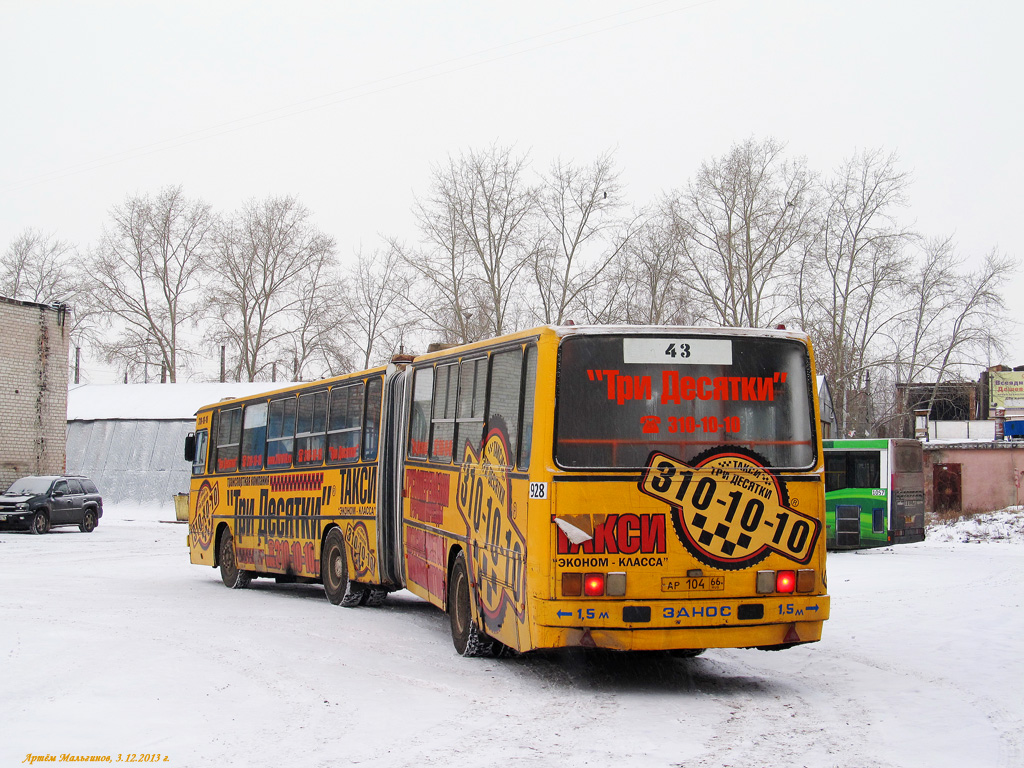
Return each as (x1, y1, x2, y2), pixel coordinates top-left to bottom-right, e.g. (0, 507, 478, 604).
(215, 407, 243, 473)
(488, 348, 523, 467)
(849, 452, 880, 488)
(267, 397, 296, 469)
(518, 345, 538, 471)
(362, 377, 383, 461)
(240, 402, 268, 471)
(327, 382, 364, 464)
(825, 452, 848, 492)
(431, 363, 458, 463)
(409, 366, 433, 459)
(295, 390, 328, 466)
(192, 429, 208, 476)
(456, 358, 486, 461)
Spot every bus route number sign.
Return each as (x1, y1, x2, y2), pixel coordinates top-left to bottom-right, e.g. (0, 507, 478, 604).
(623, 338, 733, 366)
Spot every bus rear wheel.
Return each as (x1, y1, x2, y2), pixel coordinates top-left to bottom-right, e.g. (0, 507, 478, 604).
(448, 551, 494, 657)
(321, 528, 362, 607)
(219, 531, 251, 589)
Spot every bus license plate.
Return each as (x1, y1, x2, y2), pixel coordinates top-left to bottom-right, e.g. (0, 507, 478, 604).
(662, 576, 725, 592)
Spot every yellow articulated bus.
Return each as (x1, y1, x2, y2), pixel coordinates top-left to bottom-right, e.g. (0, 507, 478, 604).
(186, 325, 829, 656)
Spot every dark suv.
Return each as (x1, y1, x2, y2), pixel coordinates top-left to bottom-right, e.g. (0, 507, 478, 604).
(0, 475, 104, 534)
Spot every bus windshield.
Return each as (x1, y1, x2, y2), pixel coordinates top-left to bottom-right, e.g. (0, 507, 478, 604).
(555, 334, 816, 470)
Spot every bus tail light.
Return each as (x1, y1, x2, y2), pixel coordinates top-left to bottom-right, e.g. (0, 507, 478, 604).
(776, 571, 796, 593)
(584, 573, 605, 596)
(757, 569, 816, 594)
(562, 571, 626, 597)
(562, 572, 582, 597)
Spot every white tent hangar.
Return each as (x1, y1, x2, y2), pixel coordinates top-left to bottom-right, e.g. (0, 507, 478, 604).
(66, 382, 291, 507)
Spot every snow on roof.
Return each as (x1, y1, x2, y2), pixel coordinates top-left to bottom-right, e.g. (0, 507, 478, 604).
(67, 382, 299, 421)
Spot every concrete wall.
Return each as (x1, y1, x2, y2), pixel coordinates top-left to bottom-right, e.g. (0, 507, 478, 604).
(923, 441, 1024, 516)
(66, 420, 194, 506)
(928, 420, 996, 441)
(0, 297, 70, 490)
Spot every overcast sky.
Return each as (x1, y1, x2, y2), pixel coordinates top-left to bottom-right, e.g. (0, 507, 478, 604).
(3, 0, 1021, 377)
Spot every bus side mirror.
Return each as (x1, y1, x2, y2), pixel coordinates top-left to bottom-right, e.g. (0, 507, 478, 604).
(184, 433, 196, 462)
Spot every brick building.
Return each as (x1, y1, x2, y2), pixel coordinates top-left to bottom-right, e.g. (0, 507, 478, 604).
(0, 296, 70, 490)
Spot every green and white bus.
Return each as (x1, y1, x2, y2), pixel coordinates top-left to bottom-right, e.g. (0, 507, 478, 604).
(824, 438, 925, 550)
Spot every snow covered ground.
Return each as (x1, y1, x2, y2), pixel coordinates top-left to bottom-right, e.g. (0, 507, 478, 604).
(2, 506, 1022, 768)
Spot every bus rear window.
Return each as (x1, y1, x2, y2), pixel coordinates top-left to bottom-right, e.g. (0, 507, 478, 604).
(555, 335, 816, 470)
(894, 443, 923, 474)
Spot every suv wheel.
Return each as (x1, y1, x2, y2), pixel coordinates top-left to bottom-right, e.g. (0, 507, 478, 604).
(30, 510, 50, 535)
(79, 510, 97, 533)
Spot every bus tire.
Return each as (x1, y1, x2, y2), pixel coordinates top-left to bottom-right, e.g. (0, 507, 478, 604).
(219, 530, 251, 589)
(322, 528, 362, 607)
(448, 551, 494, 657)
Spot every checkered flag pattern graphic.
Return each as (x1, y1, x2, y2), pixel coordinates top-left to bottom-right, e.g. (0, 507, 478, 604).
(691, 512, 752, 556)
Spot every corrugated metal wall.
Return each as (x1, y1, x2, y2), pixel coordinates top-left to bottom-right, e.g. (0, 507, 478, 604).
(66, 420, 193, 507)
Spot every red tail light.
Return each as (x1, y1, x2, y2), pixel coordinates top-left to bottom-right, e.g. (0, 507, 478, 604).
(584, 573, 605, 596)
(776, 570, 796, 593)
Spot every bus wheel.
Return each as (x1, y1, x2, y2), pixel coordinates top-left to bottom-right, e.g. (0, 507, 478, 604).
(219, 531, 251, 589)
(448, 551, 494, 657)
(322, 529, 362, 607)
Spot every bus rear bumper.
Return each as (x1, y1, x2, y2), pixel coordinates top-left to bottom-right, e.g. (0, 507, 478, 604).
(532, 620, 825, 652)
(531, 594, 829, 652)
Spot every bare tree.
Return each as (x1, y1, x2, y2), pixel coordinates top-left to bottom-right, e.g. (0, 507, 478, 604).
(671, 137, 817, 328)
(894, 238, 1016, 402)
(280, 247, 341, 381)
(1, 228, 77, 303)
(582, 209, 696, 326)
(392, 211, 483, 346)
(327, 246, 413, 373)
(798, 149, 914, 433)
(92, 186, 214, 383)
(400, 144, 538, 343)
(1, 228, 102, 381)
(531, 153, 635, 324)
(207, 195, 335, 382)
